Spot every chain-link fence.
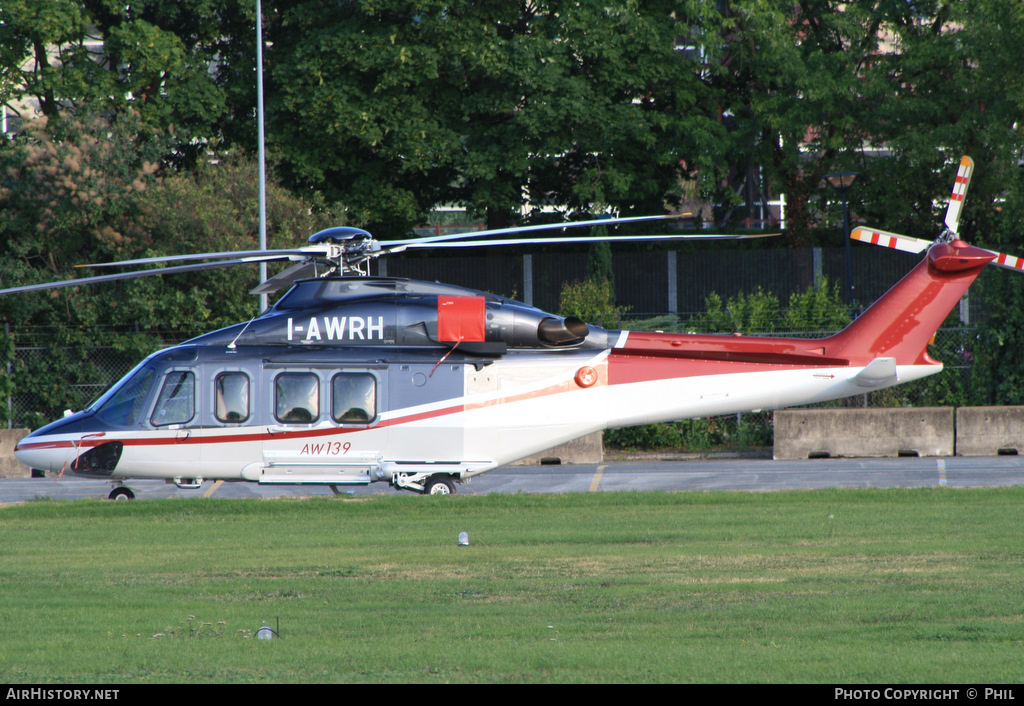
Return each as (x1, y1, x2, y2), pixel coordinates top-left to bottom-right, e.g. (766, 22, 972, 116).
(8, 344, 141, 429)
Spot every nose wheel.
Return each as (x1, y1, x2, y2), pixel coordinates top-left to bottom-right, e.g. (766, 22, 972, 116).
(108, 486, 135, 501)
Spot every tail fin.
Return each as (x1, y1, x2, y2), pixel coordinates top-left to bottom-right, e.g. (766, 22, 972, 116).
(822, 240, 993, 366)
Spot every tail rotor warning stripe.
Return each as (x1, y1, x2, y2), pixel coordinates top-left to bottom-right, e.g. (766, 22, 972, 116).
(851, 228, 930, 254)
(944, 156, 974, 235)
(993, 251, 1024, 271)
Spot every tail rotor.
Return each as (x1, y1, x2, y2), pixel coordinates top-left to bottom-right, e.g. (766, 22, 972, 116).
(852, 155, 1024, 273)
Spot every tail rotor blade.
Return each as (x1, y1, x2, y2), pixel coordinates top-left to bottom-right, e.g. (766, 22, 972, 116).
(852, 226, 1024, 274)
(944, 156, 974, 236)
(987, 250, 1024, 272)
(851, 227, 931, 254)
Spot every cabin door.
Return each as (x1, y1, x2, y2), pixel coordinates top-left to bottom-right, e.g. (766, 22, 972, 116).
(387, 362, 465, 463)
(260, 366, 386, 484)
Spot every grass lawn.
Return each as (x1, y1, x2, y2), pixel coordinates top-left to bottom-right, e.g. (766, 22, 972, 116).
(1, 488, 1022, 683)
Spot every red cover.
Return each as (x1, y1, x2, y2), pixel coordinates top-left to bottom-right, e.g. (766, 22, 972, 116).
(437, 295, 486, 342)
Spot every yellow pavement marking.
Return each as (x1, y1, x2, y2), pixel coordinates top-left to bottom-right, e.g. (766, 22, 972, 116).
(589, 465, 606, 492)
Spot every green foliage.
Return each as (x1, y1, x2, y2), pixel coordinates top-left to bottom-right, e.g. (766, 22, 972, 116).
(677, 277, 849, 336)
(693, 288, 781, 334)
(784, 277, 851, 332)
(0, 110, 166, 335)
(702, 0, 1024, 246)
(129, 152, 340, 329)
(0, 0, 92, 117)
(6, 0, 1024, 246)
(0, 0, 228, 159)
(558, 277, 626, 329)
(605, 414, 772, 452)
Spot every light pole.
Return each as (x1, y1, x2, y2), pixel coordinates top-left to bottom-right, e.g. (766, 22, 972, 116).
(825, 172, 859, 307)
(257, 0, 268, 312)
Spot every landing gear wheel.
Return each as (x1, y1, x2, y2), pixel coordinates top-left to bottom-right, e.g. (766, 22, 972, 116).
(424, 476, 456, 495)
(108, 487, 135, 501)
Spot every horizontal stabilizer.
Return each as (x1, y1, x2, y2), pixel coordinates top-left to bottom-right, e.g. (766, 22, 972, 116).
(853, 358, 898, 388)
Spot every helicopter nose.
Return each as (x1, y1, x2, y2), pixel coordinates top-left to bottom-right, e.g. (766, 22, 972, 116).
(12, 415, 93, 475)
(14, 434, 78, 475)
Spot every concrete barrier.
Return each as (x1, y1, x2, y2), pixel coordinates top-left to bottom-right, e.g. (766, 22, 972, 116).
(955, 406, 1024, 456)
(0, 429, 31, 478)
(773, 408, 954, 460)
(512, 432, 604, 465)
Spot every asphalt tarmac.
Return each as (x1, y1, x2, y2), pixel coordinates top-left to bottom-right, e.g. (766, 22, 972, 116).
(3, 455, 1024, 502)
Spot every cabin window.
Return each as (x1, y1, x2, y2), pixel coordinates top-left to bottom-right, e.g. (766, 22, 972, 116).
(275, 373, 319, 423)
(215, 372, 250, 423)
(332, 373, 376, 423)
(150, 371, 195, 426)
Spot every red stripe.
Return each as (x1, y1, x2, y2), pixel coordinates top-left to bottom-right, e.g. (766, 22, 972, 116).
(20, 404, 468, 452)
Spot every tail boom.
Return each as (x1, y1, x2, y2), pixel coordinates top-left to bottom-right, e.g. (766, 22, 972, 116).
(607, 240, 993, 387)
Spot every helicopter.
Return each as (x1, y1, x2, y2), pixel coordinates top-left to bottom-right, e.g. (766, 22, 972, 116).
(8, 157, 1021, 498)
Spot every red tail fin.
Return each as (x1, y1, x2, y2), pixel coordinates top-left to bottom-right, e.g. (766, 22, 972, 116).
(821, 240, 994, 365)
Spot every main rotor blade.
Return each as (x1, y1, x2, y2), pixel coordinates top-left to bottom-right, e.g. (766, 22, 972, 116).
(387, 214, 692, 247)
(390, 232, 777, 250)
(78, 247, 328, 269)
(0, 258, 279, 297)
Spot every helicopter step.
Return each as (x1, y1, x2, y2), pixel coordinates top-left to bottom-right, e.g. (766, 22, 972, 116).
(245, 459, 379, 485)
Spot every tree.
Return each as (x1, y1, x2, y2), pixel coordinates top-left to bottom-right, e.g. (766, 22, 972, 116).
(0, 0, 234, 164)
(0, 112, 336, 336)
(0, 0, 94, 120)
(558, 277, 625, 329)
(0, 112, 337, 425)
(263, 0, 725, 234)
(705, 1, 1024, 249)
(0, 110, 166, 321)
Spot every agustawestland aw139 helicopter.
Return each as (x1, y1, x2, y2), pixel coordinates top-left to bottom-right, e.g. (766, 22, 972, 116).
(7, 157, 1022, 499)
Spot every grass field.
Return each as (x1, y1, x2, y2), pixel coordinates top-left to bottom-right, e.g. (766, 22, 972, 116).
(1, 488, 1023, 683)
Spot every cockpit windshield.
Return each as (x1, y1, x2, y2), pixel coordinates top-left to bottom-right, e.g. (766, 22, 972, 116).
(90, 363, 157, 427)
